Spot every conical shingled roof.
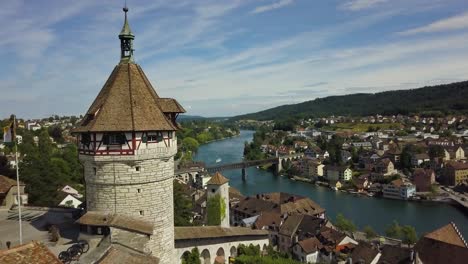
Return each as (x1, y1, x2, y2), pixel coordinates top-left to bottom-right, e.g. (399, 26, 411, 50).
(207, 172, 229, 185)
(74, 63, 184, 132)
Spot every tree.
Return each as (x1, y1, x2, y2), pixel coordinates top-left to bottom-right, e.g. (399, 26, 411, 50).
(401, 225, 418, 245)
(335, 213, 356, 233)
(385, 221, 402, 239)
(182, 137, 199, 152)
(237, 244, 260, 257)
(182, 247, 201, 264)
(428, 145, 444, 159)
(206, 194, 226, 226)
(363, 225, 377, 239)
(48, 126, 64, 143)
(173, 180, 193, 226)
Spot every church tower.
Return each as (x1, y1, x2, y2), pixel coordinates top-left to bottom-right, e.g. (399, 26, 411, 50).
(73, 7, 185, 263)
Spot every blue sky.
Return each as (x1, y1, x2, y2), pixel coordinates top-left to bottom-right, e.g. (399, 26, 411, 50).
(1, 0, 468, 118)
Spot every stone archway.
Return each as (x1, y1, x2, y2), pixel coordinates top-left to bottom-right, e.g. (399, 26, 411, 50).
(201, 249, 211, 264)
(262, 244, 268, 256)
(230, 246, 237, 258)
(215, 247, 225, 264)
(181, 250, 191, 264)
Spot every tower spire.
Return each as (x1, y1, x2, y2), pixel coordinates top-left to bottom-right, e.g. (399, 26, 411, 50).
(119, 5, 135, 63)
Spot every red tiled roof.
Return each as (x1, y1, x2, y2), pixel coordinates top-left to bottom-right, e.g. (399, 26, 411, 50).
(424, 222, 467, 248)
(446, 161, 468, 170)
(298, 237, 322, 254)
(0, 241, 61, 264)
(415, 222, 468, 264)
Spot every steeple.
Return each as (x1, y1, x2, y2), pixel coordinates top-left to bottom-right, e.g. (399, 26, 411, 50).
(119, 6, 135, 63)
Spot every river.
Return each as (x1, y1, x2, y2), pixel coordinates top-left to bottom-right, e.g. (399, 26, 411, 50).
(195, 130, 468, 238)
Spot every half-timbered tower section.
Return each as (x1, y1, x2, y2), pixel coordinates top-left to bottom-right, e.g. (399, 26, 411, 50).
(72, 7, 185, 263)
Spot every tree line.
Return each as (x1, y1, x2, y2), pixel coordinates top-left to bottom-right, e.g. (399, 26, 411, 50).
(231, 81, 468, 121)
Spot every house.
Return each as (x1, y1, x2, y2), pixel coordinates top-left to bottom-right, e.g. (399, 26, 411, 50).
(326, 166, 352, 182)
(378, 245, 413, 264)
(383, 179, 416, 200)
(352, 142, 373, 150)
(253, 211, 282, 247)
(341, 150, 352, 163)
(278, 214, 327, 254)
(278, 145, 295, 155)
(322, 151, 330, 159)
(294, 141, 309, 150)
(300, 158, 324, 178)
(411, 153, 431, 167)
(231, 192, 325, 226)
(58, 194, 83, 208)
(413, 169, 435, 192)
(348, 242, 381, 264)
(354, 177, 370, 192)
(375, 158, 396, 176)
(384, 144, 402, 164)
(305, 146, 322, 158)
(444, 146, 465, 161)
(0, 175, 28, 209)
(368, 183, 382, 193)
(443, 161, 468, 186)
(415, 222, 468, 264)
(332, 181, 342, 191)
(61, 185, 83, 198)
(317, 226, 358, 249)
(294, 237, 323, 263)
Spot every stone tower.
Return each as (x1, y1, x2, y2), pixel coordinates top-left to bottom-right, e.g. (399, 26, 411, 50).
(73, 7, 185, 264)
(206, 172, 230, 227)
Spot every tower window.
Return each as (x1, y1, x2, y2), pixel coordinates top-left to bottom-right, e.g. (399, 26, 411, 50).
(139, 210, 144, 216)
(212, 188, 216, 193)
(93, 167, 97, 175)
(135, 166, 140, 172)
(103, 133, 126, 145)
(137, 188, 141, 193)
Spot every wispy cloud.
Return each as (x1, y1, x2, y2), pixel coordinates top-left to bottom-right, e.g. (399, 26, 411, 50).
(251, 0, 294, 14)
(341, 0, 388, 11)
(2, 0, 468, 118)
(398, 11, 468, 35)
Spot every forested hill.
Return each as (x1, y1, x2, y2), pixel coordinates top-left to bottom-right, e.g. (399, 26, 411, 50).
(231, 81, 468, 121)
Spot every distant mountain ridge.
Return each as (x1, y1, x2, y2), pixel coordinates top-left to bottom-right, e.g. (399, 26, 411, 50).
(231, 81, 468, 121)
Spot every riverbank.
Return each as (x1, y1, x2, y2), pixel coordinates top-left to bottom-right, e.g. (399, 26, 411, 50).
(200, 132, 241, 145)
(291, 175, 458, 207)
(194, 130, 468, 238)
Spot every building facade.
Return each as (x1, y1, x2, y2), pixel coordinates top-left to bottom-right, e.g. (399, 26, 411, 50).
(383, 179, 416, 200)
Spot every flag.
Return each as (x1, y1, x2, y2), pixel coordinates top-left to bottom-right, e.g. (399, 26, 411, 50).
(3, 116, 16, 143)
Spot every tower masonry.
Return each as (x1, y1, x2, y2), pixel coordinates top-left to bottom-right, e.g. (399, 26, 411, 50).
(206, 172, 230, 228)
(72, 7, 185, 264)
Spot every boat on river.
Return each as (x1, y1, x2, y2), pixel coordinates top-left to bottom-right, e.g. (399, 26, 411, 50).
(215, 158, 221, 163)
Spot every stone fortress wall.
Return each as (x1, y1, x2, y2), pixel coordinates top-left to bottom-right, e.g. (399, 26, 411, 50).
(80, 144, 176, 263)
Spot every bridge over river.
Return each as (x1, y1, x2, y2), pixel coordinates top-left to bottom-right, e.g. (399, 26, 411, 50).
(176, 153, 304, 181)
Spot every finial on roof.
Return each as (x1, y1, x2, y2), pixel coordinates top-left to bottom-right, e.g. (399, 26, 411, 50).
(119, 4, 134, 63)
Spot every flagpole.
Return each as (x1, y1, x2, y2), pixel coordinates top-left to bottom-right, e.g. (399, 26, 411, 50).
(13, 115, 23, 244)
